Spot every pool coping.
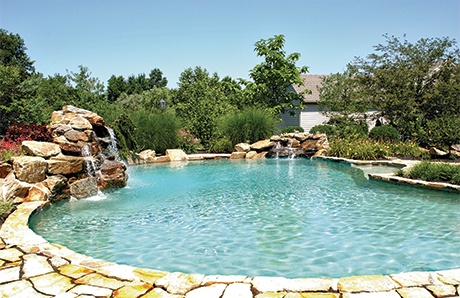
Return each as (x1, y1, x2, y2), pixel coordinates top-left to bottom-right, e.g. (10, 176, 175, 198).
(0, 159, 459, 297)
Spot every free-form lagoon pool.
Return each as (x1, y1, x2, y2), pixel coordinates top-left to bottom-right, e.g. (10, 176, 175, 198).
(30, 159, 460, 278)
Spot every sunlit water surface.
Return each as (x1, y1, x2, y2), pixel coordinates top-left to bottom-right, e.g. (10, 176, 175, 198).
(30, 159, 460, 278)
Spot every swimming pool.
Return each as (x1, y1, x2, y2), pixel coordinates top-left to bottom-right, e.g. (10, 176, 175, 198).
(30, 158, 460, 278)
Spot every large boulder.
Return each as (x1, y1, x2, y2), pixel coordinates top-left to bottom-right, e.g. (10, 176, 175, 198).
(62, 105, 105, 127)
(47, 155, 84, 175)
(138, 149, 156, 163)
(235, 143, 251, 153)
(251, 139, 275, 151)
(22, 141, 61, 158)
(166, 149, 188, 162)
(70, 177, 99, 199)
(69, 116, 92, 131)
(230, 152, 246, 159)
(24, 182, 51, 202)
(0, 173, 31, 202)
(98, 161, 128, 189)
(64, 129, 90, 142)
(11, 156, 47, 183)
(42, 175, 68, 201)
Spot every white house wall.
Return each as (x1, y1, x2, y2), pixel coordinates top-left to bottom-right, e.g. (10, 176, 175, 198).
(300, 104, 329, 133)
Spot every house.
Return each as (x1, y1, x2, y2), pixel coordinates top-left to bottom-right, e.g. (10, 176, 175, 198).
(279, 74, 330, 133)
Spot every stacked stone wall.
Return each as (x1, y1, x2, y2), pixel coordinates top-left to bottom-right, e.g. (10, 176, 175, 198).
(0, 105, 128, 202)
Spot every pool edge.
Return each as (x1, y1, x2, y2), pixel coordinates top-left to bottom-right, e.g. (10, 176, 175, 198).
(0, 166, 459, 296)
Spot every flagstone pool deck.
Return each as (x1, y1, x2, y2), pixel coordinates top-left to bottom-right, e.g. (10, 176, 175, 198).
(0, 157, 458, 297)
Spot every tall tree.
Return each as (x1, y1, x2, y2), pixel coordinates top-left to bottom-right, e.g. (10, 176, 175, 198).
(0, 29, 36, 132)
(318, 35, 460, 147)
(107, 75, 127, 103)
(148, 68, 168, 89)
(173, 66, 235, 147)
(245, 34, 309, 115)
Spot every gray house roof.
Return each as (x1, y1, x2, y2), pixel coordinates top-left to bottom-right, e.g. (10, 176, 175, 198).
(291, 74, 328, 103)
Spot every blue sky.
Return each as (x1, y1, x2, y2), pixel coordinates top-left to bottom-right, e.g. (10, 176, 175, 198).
(1, 0, 459, 88)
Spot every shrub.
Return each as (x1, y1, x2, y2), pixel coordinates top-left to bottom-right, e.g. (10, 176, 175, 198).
(219, 108, 275, 145)
(327, 138, 421, 160)
(335, 124, 368, 139)
(130, 109, 181, 154)
(309, 124, 335, 136)
(403, 161, 460, 185)
(280, 126, 304, 134)
(369, 125, 400, 142)
(0, 139, 23, 161)
(110, 113, 139, 158)
(420, 117, 460, 151)
(4, 122, 52, 143)
(178, 130, 200, 154)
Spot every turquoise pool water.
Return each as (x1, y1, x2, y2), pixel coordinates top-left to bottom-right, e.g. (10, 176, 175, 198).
(30, 159, 460, 278)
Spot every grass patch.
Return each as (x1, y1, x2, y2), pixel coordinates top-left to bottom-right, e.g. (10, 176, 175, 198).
(399, 161, 460, 185)
(327, 138, 421, 160)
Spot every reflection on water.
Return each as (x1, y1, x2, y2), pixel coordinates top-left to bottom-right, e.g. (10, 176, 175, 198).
(30, 159, 460, 278)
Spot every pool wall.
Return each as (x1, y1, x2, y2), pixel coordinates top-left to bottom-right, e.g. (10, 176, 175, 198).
(0, 159, 459, 297)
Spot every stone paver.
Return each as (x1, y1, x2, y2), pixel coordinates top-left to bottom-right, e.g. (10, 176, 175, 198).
(396, 287, 435, 298)
(21, 253, 54, 278)
(184, 283, 227, 297)
(0, 158, 459, 297)
(338, 275, 396, 292)
(0, 265, 20, 284)
(29, 272, 75, 296)
(222, 283, 253, 298)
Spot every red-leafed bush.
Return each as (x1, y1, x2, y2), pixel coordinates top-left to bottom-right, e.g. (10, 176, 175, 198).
(4, 122, 52, 143)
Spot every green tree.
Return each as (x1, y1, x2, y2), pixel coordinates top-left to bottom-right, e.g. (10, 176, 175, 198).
(148, 68, 168, 89)
(0, 29, 35, 77)
(107, 68, 168, 103)
(318, 35, 460, 147)
(0, 29, 36, 132)
(66, 65, 105, 108)
(244, 34, 309, 115)
(173, 66, 235, 148)
(107, 75, 127, 103)
(353, 35, 460, 139)
(318, 68, 371, 121)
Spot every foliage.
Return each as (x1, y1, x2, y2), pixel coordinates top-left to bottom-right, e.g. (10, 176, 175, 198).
(107, 68, 168, 102)
(244, 34, 310, 116)
(0, 29, 35, 77)
(4, 122, 52, 142)
(369, 125, 400, 142)
(207, 136, 233, 153)
(0, 29, 36, 133)
(173, 67, 236, 148)
(400, 161, 460, 185)
(219, 108, 275, 145)
(0, 201, 14, 224)
(110, 113, 139, 157)
(130, 109, 181, 154)
(318, 35, 460, 148)
(279, 126, 304, 134)
(177, 130, 200, 154)
(0, 139, 23, 161)
(418, 116, 460, 150)
(115, 87, 172, 112)
(318, 70, 371, 121)
(327, 138, 421, 160)
(309, 124, 336, 135)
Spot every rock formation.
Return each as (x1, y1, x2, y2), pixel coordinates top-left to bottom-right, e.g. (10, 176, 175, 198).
(0, 105, 128, 203)
(231, 133, 329, 159)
